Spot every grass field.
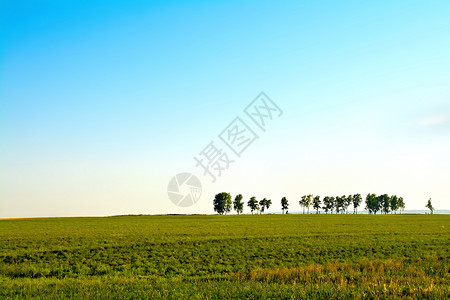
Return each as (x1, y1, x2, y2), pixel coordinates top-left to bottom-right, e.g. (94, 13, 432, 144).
(0, 214, 449, 299)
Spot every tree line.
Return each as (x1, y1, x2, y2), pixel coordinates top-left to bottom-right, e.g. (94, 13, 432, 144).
(213, 192, 406, 215)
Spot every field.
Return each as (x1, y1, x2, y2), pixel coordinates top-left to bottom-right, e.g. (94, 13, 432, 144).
(0, 214, 449, 299)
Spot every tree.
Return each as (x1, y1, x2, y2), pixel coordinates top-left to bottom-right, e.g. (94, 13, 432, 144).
(322, 197, 328, 214)
(312, 196, 321, 214)
(336, 195, 346, 214)
(233, 194, 244, 215)
(300, 194, 313, 214)
(352, 194, 362, 214)
(299, 195, 307, 214)
(265, 198, 272, 213)
(425, 198, 434, 214)
(259, 199, 265, 214)
(281, 197, 289, 214)
(305, 194, 313, 214)
(213, 192, 232, 215)
(329, 196, 336, 213)
(379, 194, 390, 214)
(322, 196, 334, 214)
(365, 193, 380, 214)
(259, 198, 271, 214)
(247, 197, 259, 214)
(334, 196, 340, 213)
(345, 195, 353, 214)
(398, 197, 405, 214)
(390, 195, 399, 214)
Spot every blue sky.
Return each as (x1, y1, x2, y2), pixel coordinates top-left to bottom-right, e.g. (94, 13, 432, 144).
(1, 0, 449, 217)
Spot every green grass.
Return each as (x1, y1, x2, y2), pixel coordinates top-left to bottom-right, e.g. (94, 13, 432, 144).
(0, 214, 449, 299)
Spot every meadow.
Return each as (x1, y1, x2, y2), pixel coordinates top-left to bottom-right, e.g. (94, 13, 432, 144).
(0, 214, 448, 299)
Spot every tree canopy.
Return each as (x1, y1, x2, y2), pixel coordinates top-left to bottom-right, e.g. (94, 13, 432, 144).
(247, 197, 259, 214)
(213, 192, 232, 215)
(213, 192, 406, 215)
(281, 197, 289, 214)
(233, 194, 244, 215)
(426, 198, 434, 214)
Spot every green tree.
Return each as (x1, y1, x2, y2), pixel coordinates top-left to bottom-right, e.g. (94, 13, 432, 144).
(336, 195, 346, 214)
(258, 198, 272, 214)
(329, 196, 336, 213)
(259, 199, 265, 214)
(334, 196, 340, 213)
(398, 197, 405, 214)
(379, 194, 390, 214)
(322, 196, 334, 214)
(345, 195, 353, 214)
(313, 195, 321, 214)
(322, 197, 328, 213)
(299, 195, 307, 214)
(365, 193, 380, 214)
(390, 195, 399, 214)
(305, 194, 313, 214)
(281, 197, 289, 214)
(247, 197, 259, 214)
(352, 194, 362, 214)
(233, 194, 244, 215)
(226, 196, 232, 214)
(213, 192, 232, 215)
(425, 198, 434, 214)
(264, 198, 272, 213)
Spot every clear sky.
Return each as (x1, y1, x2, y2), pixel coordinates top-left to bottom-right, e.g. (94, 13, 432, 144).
(1, 0, 449, 218)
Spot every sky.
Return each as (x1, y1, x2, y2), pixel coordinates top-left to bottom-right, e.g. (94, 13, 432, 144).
(1, 0, 449, 218)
